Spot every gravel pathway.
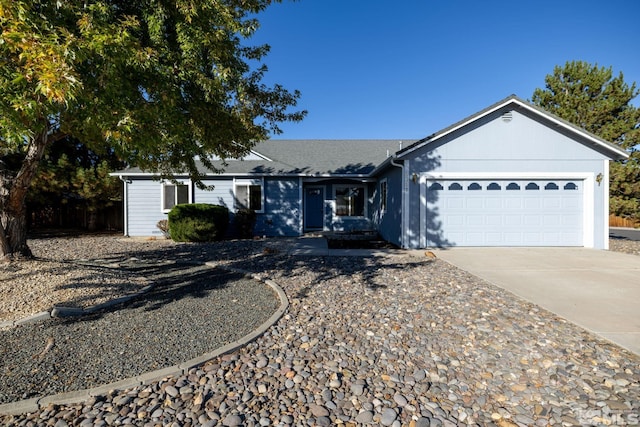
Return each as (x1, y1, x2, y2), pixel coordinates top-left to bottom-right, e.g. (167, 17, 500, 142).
(1, 235, 639, 426)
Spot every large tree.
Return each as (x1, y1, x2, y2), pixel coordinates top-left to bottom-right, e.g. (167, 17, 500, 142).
(0, 0, 305, 260)
(531, 60, 640, 221)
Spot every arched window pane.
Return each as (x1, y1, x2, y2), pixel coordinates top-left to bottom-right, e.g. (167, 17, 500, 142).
(468, 182, 482, 190)
(506, 182, 520, 190)
(564, 182, 578, 190)
(525, 182, 540, 190)
(448, 182, 463, 190)
(487, 182, 501, 190)
(544, 182, 559, 190)
(429, 182, 443, 190)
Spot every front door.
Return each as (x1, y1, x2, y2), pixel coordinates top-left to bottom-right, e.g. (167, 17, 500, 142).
(304, 186, 324, 230)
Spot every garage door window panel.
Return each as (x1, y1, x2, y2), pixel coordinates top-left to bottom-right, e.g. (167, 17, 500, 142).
(525, 182, 540, 190)
(564, 182, 578, 190)
(545, 182, 559, 190)
(487, 182, 501, 190)
(506, 182, 520, 190)
(448, 183, 463, 190)
(468, 182, 482, 190)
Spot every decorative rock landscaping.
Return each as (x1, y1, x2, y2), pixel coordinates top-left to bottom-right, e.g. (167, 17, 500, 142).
(1, 235, 639, 426)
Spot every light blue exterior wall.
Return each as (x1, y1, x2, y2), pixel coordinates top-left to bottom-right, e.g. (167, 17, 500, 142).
(372, 167, 403, 246)
(124, 176, 304, 237)
(126, 178, 167, 237)
(197, 178, 235, 210)
(401, 109, 611, 249)
(256, 177, 302, 236)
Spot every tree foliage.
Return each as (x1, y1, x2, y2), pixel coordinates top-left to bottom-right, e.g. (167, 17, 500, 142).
(28, 138, 122, 230)
(531, 60, 640, 221)
(0, 0, 305, 259)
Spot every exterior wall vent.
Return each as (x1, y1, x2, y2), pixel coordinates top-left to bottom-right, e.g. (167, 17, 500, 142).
(501, 111, 513, 122)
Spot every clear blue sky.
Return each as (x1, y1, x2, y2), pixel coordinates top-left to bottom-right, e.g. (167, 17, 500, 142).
(249, 0, 640, 140)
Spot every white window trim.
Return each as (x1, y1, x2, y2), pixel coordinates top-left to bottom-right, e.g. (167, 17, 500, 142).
(379, 178, 388, 215)
(333, 184, 368, 219)
(233, 177, 265, 213)
(161, 179, 193, 213)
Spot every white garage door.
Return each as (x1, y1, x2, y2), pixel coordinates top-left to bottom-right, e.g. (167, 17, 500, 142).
(426, 179, 583, 246)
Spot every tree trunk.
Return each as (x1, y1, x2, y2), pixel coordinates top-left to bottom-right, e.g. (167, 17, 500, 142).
(0, 125, 50, 261)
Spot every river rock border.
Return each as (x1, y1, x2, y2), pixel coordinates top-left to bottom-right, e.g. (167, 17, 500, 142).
(0, 264, 288, 416)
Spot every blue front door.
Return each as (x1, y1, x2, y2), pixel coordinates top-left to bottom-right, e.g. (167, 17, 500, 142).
(304, 187, 324, 230)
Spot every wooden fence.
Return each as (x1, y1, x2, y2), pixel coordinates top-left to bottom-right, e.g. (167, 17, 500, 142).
(609, 214, 638, 228)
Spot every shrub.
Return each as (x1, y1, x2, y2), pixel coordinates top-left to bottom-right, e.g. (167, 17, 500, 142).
(156, 219, 170, 238)
(168, 204, 229, 242)
(234, 208, 257, 239)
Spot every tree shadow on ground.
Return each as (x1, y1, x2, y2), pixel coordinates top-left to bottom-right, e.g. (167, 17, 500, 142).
(53, 263, 244, 325)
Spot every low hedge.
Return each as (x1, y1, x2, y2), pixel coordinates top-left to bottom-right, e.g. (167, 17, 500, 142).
(167, 204, 229, 242)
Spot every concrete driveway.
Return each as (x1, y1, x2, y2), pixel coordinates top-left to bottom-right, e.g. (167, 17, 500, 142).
(432, 247, 640, 356)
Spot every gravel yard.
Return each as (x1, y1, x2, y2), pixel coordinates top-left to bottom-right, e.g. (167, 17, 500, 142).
(1, 234, 639, 426)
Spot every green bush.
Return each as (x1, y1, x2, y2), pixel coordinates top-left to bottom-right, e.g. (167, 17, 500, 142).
(234, 208, 257, 239)
(167, 204, 229, 242)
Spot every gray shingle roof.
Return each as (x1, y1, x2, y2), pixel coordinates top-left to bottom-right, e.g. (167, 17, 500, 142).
(114, 139, 407, 177)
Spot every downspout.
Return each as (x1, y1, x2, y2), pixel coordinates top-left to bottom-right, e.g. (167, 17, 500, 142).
(390, 157, 405, 248)
(118, 176, 129, 237)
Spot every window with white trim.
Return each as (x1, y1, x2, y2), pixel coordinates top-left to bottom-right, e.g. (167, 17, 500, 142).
(379, 179, 388, 213)
(335, 185, 365, 217)
(162, 181, 190, 212)
(235, 179, 264, 212)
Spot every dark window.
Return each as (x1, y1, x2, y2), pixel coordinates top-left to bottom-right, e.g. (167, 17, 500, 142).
(429, 182, 443, 190)
(336, 186, 365, 217)
(236, 183, 263, 211)
(448, 182, 463, 190)
(468, 182, 482, 190)
(487, 182, 501, 190)
(564, 182, 578, 190)
(506, 182, 520, 190)
(544, 182, 559, 190)
(163, 183, 189, 211)
(525, 182, 540, 190)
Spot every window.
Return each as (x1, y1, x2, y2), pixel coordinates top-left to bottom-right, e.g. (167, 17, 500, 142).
(429, 182, 443, 191)
(335, 185, 365, 217)
(380, 179, 388, 213)
(448, 182, 463, 190)
(235, 180, 263, 212)
(525, 182, 540, 190)
(564, 182, 578, 190)
(162, 182, 190, 211)
(544, 182, 559, 190)
(487, 182, 501, 190)
(506, 182, 520, 190)
(468, 182, 482, 190)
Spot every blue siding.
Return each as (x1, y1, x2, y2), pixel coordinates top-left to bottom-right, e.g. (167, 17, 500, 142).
(127, 179, 167, 237)
(373, 167, 403, 246)
(257, 177, 301, 236)
(196, 179, 234, 209)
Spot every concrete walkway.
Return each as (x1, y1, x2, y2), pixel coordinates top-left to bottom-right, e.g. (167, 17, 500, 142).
(432, 247, 640, 356)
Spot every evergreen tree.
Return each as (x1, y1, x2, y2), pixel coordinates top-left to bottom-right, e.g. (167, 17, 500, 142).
(531, 60, 640, 221)
(28, 138, 122, 231)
